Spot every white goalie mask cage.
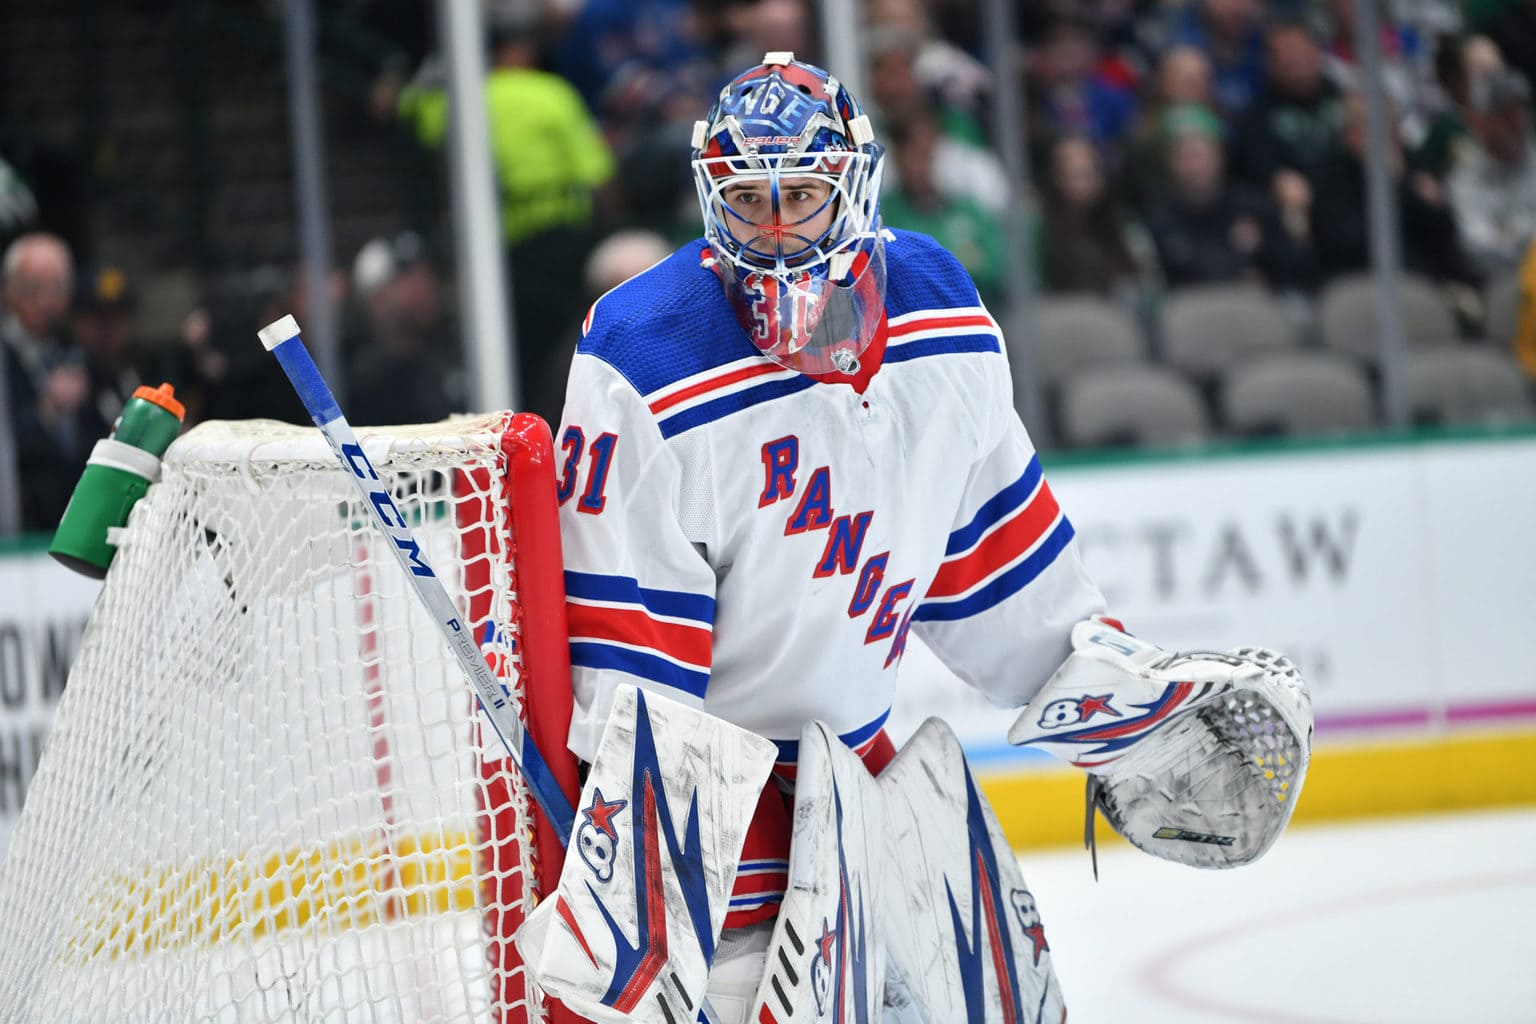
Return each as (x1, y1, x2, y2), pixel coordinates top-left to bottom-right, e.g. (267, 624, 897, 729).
(691, 52, 887, 376)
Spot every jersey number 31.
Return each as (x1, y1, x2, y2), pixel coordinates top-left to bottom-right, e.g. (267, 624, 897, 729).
(556, 426, 617, 514)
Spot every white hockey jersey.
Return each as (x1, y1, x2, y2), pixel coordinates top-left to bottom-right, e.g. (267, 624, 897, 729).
(556, 229, 1106, 776)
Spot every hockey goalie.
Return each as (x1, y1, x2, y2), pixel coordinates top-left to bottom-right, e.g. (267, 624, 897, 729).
(517, 53, 1312, 1023)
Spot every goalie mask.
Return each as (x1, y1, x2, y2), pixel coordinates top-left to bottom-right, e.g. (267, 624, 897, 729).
(692, 52, 886, 376)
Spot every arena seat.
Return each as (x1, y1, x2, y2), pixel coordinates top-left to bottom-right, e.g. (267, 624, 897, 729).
(1024, 294, 1148, 386)
(1158, 283, 1301, 383)
(1403, 346, 1535, 426)
(1221, 350, 1377, 437)
(1317, 273, 1458, 365)
(1482, 271, 1522, 348)
(1057, 363, 1211, 448)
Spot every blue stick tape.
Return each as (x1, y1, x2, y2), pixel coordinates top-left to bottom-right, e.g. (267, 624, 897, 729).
(271, 334, 343, 426)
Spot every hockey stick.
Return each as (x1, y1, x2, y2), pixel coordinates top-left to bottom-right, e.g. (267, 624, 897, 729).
(261, 316, 725, 1022)
(258, 314, 575, 843)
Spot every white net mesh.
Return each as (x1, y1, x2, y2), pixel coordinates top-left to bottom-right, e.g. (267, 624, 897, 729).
(0, 415, 564, 1023)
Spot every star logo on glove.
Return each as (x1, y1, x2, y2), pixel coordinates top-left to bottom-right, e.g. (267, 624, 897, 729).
(581, 787, 627, 841)
(1077, 693, 1121, 721)
(1024, 921, 1049, 965)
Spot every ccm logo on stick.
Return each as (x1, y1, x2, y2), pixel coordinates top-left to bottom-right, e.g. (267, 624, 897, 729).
(341, 441, 435, 578)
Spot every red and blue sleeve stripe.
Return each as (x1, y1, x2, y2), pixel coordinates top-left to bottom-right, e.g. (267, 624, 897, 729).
(883, 308, 1003, 363)
(915, 457, 1075, 623)
(564, 571, 715, 698)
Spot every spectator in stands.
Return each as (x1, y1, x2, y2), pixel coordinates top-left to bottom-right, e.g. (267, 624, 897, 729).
(584, 5, 715, 246)
(531, 228, 672, 431)
(1230, 18, 1348, 235)
(1, 233, 108, 533)
(1471, 0, 1536, 97)
(607, 101, 705, 245)
(546, 0, 712, 116)
(72, 264, 149, 428)
(1141, 103, 1315, 291)
(346, 232, 463, 428)
(1466, 33, 1511, 92)
(1034, 134, 1158, 304)
(866, 25, 1011, 214)
(1162, 0, 1269, 119)
(865, 0, 994, 137)
(1047, 0, 1158, 85)
(880, 106, 1007, 306)
(1029, 14, 1140, 159)
(1446, 67, 1536, 276)
(1123, 44, 1218, 205)
(73, 263, 207, 429)
(541, 0, 715, 238)
(1310, 92, 1481, 287)
(398, 11, 616, 418)
(0, 153, 38, 255)
(1159, 43, 1218, 109)
(190, 263, 344, 427)
(1318, 0, 1423, 116)
(713, 0, 816, 90)
(1416, 33, 1507, 179)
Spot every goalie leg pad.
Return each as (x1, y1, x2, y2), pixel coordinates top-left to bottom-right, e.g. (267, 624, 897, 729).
(747, 720, 890, 1023)
(1010, 621, 1313, 869)
(878, 718, 1065, 1023)
(746, 718, 1065, 1023)
(517, 684, 776, 1023)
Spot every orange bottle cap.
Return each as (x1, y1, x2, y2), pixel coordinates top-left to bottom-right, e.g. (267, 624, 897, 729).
(132, 382, 187, 421)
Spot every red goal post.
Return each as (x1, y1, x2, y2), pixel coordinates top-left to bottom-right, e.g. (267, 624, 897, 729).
(0, 412, 583, 1023)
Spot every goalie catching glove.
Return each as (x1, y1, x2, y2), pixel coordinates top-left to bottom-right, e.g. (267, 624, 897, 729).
(1008, 618, 1312, 870)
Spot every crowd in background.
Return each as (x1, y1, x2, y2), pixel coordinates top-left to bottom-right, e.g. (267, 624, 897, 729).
(4, 0, 1536, 535)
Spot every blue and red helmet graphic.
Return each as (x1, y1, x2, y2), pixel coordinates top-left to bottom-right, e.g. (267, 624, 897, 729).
(691, 53, 887, 376)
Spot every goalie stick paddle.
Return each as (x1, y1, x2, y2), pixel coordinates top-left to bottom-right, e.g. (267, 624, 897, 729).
(258, 314, 575, 844)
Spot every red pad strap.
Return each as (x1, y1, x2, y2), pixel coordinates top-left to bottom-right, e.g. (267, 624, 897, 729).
(722, 729, 895, 929)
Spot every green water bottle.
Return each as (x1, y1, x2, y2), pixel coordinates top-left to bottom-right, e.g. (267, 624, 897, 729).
(50, 382, 186, 578)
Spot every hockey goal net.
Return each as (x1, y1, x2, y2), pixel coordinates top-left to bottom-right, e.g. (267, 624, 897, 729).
(0, 412, 581, 1023)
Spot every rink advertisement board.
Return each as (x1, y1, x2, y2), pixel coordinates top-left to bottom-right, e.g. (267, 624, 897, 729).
(888, 429, 1536, 764)
(0, 542, 101, 859)
(1, 429, 1534, 858)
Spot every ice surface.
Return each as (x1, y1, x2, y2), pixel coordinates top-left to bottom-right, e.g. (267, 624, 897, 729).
(1017, 807, 1536, 1023)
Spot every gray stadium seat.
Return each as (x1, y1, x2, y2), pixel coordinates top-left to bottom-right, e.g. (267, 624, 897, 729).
(1317, 273, 1458, 364)
(1221, 351, 1377, 437)
(1403, 347, 1536, 426)
(1024, 295, 1148, 385)
(1158, 284, 1301, 381)
(1057, 363, 1211, 448)
(1483, 271, 1522, 347)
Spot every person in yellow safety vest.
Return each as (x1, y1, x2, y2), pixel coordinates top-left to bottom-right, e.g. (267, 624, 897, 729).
(399, 13, 616, 418)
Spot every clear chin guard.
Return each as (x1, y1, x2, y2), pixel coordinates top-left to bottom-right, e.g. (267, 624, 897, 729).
(716, 242, 886, 376)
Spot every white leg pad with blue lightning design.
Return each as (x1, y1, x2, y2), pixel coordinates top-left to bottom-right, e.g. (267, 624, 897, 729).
(1007, 620, 1312, 869)
(747, 720, 889, 1024)
(879, 718, 1065, 1022)
(517, 684, 775, 1024)
(748, 717, 1064, 1023)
